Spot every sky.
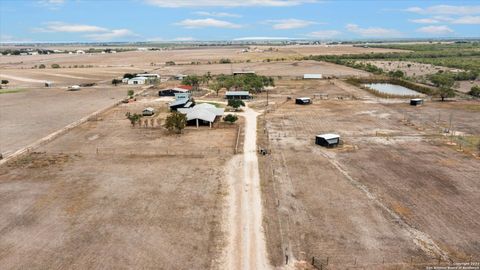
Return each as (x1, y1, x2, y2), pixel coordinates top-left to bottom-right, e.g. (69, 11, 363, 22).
(1, 0, 480, 43)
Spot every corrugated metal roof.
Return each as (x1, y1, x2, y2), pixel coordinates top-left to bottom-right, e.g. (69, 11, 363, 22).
(169, 98, 189, 107)
(304, 74, 322, 79)
(226, 91, 250, 96)
(178, 105, 225, 123)
(316, 133, 340, 140)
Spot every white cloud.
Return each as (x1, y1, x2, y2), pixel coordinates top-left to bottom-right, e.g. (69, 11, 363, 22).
(416, 25, 454, 35)
(194, 11, 241, 18)
(145, 0, 317, 8)
(38, 0, 65, 5)
(176, 18, 242, 28)
(173, 37, 196, 41)
(85, 29, 137, 41)
(451, 16, 480, 25)
(346, 24, 400, 37)
(306, 30, 341, 39)
(409, 18, 440, 24)
(34, 22, 108, 33)
(266, 19, 317, 30)
(406, 5, 480, 15)
(233, 36, 294, 40)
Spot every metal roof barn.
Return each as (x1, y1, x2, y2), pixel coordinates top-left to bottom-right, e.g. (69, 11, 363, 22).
(315, 133, 340, 147)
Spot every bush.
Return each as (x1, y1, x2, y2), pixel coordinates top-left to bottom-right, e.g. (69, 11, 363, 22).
(223, 114, 238, 124)
(469, 85, 480, 97)
(51, 64, 60, 68)
(165, 111, 187, 134)
(1, 80, 9, 85)
(39, 64, 46, 69)
(228, 99, 245, 110)
(125, 112, 142, 127)
(165, 61, 176, 66)
(127, 90, 134, 97)
(219, 58, 232, 64)
(112, 79, 122, 85)
(123, 73, 136, 79)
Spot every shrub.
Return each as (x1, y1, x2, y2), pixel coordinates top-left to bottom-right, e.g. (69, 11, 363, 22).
(1, 80, 9, 85)
(165, 61, 176, 66)
(469, 85, 480, 97)
(51, 64, 60, 68)
(127, 90, 134, 97)
(228, 99, 245, 110)
(112, 79, 122, 85)
(39, 64, 46, 69)
(223, 114, 238, 124)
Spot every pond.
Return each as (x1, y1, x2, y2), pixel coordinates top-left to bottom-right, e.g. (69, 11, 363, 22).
(364, 83, 423, 96)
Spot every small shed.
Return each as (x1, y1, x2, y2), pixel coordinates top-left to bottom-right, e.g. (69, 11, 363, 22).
(45, 81, 52, 87)
(295, 97, 311, 105)
(315, 134, 340, 148)
(304, 74, 322, 79)
(142, 107, 155, 116)
(410, 98, 424, 106)
(68, 85, 80, 91)
(225, 91, 251, 100)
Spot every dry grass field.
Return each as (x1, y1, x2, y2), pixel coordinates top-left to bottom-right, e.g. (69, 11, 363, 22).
(1, 44, 479, 270)
(0, 96, 238, 269)
(257, 79, 480, 269)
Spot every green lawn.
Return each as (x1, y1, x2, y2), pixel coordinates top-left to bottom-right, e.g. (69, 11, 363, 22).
(0, 88, 25, 94)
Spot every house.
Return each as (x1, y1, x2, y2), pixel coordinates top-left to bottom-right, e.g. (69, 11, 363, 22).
(178, 103, 225, 128)
(410, 98, 424, 106)
(303, 74, 322, 79)
(169, 93, 194, 111)
(159, 87, 191, 96)
(315, 134, 340, 148)
(295, 97, 311, 105)
(128, 77, 148, 85)
(233, 71, 255, 76)
(225, 91, 251, 100)
(177, 85, 193, 91)
(76, 50, 85, 54)
(142, 107, 155, 116)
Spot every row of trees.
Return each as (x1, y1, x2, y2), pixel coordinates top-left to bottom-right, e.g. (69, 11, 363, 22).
(181, 73, 275, 94)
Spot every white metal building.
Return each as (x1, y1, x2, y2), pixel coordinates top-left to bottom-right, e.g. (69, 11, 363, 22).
(303, 74, 323, 79)
(128, 77, 148, 85)
(178, 103, 225, 128)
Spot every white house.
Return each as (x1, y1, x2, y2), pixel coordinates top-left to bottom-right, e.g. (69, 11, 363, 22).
(128, 77, 148, 85)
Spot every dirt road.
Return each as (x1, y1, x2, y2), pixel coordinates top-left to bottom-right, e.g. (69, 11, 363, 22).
(224, 106, 270, 270)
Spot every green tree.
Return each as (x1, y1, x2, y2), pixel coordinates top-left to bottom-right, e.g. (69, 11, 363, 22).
(165, 111, 187, 134)
(125, 112, 142, 127)
(127, 90, 134, 98)
(209, 82, 221, 96)
(1, 80, 8, 85)
(429, 73, 455, 101)
(165, 61, 176, 66)
(223, 114, 238, 124)
(123, 73, 136, 79)
(469, 85, 480, 97)
(228, 99, 245, 111)
(388, 70, 404, 78)
(51, 63, 60, 68)
(39, 64, 46, 69)
(182, 75, 201, 90)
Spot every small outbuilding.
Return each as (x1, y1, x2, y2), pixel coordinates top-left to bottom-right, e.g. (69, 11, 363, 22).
(225, 91, 251, 100)
(410, 98, 424, 106)
(303, 74, 322, 79)
(295, 97, 311, 105)
(68, 85, 80, 91)
(315, 134, 340, 148)
(142, 107, 155, 116)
